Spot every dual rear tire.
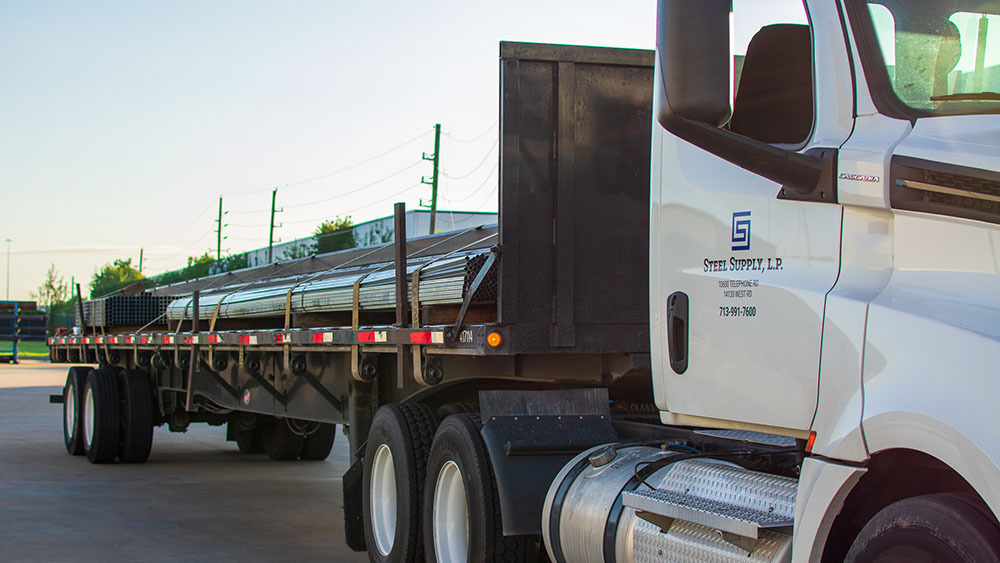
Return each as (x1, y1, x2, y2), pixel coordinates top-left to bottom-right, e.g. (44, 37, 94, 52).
(81, 368, 121, 463)
(360, 405, 528, 563)
(423, 414, 527, 563)
(62, 367, 154, 464)
(362, 403, 437, 562)
(62, 367, 91, 455)
(238, 416, 336, 461)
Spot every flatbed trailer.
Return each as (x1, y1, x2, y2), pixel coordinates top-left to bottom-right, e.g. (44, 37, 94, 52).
(49, 41, 661, 556)
(50, 2, 1000, 559)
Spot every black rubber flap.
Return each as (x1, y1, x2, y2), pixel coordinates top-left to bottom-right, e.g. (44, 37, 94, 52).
(479, 389, 618, 535)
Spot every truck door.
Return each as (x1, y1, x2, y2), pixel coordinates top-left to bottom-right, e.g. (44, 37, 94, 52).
(651, 0, 853, 432)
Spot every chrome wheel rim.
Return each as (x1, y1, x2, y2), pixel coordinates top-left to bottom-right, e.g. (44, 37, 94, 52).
(370, 444, 397, 555)
(83, 385, 95, 448)
(64, 383, 76, 439)
(433, 460, 469, 563)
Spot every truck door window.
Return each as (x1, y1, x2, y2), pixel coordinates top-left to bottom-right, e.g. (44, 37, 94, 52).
(855, 0, 1000, 116)
(729, 0, 812, 145)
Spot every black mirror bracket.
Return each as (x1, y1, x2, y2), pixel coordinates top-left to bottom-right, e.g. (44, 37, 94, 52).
(777, 147, 838, 204)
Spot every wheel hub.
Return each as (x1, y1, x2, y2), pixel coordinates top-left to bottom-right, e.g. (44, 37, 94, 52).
(433, 460, 469, 563)
(83, 386, 95, 448)
(370, 444, 398, 556)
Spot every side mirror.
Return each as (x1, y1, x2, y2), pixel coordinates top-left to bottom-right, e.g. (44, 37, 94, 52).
(655, 0, 731, 127)
(654, 0, 832, 200)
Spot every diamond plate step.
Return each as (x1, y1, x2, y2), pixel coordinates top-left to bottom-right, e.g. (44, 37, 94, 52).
(693, 429, 798, 447)
(624, 488, 793, 539)
(622, 459, 797, 540)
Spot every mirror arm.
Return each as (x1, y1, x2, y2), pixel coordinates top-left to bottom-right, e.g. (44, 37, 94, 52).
(656, 91, 825, 196)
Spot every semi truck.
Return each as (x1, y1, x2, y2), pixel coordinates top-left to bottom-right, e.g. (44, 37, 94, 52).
(49, 0, 1000, 561)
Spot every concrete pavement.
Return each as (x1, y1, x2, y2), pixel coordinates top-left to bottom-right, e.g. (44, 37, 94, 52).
(0, 360, 368, 562)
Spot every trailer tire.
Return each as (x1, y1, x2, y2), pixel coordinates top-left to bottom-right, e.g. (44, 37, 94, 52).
(260, 416, 306, 461)
(363, 403, 437, 563)
(117, 369, 154, 463)
(235, 426, 264, 454)
(82, 368, 121, 464)
(845, 493, 1000, 563)
(300, 423, 336, 460)
(62, 366, 90, 455)
(435, 403, 479, 422)
(423, 413, 527, 563)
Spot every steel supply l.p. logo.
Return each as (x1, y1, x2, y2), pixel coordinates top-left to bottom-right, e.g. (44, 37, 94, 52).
(731, 211, 751, 251)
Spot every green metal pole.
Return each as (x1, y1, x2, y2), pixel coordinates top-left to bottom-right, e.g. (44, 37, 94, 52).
(430, 124, 440, 235)
(268, 188, 277, 263)
(421, 124, 441, 235)
(216, 197, 223, 260)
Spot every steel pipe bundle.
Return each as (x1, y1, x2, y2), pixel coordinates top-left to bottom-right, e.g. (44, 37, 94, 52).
(165, 250, 492, 321)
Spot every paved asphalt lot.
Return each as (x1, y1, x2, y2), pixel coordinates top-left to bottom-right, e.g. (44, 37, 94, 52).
(0, 360, 368, 562)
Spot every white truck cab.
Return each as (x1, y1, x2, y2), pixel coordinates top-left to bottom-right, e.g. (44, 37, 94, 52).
(649, 0, 1000, 559)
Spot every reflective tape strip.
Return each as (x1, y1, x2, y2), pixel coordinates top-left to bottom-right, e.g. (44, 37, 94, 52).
(410, 331, 445, 344)
(312, 332, 334, 344)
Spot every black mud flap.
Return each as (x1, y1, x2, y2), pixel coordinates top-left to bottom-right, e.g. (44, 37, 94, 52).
(479, 389, 619, 536)
(342, 458, 367, 552)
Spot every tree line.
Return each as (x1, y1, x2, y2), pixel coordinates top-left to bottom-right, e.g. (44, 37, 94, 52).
(34, 215, 390, 318)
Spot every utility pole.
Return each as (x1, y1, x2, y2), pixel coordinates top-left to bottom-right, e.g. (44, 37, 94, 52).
(215, 197, 223, 260)
(421, 123, 441, 235)
(267, 188, 282, 263)
(5, 239, 10, 300)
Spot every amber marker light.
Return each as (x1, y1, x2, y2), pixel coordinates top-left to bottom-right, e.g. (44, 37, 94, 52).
(487, 331, 503, 348)
(805, 431, 817, 453)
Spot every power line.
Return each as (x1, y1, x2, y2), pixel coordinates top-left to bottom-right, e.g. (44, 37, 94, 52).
(142, 230, 215, 263)
(473, 186, 500, 212)
(146, 204, 214, 248)
(220, 128, 433, 197)
(282, 160, 424, 209)
(282, 182, 423, 225)
(442, 139, 497, 180)
(444, 119, 498, 143)
(227, 208, 271, 216)
(441, 160, 499, 203)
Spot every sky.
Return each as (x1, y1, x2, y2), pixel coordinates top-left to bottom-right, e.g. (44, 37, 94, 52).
(0, 0, 657, 301)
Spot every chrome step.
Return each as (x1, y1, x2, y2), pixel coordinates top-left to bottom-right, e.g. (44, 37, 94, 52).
(624, 487, 793, 539)
(693, 428, 798, 448)
(622, 459, 796, 540)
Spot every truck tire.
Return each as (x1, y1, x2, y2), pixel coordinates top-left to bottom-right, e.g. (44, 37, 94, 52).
(82, 368, 121, 464)
(260, 416, 305, 461)
(435, 402, 479, 422)
(423, 413, 527, 563)
(117, 370, 154, 463)
(846, 493, 1000, 563)
(235, 426, 264, 454)
(62, 366, 90, 455)
(363, 403, 437, 563)
(300, 423, 336, 460)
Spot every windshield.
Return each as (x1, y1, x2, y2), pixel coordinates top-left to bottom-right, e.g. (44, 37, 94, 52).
(856, 0, 1000, 116)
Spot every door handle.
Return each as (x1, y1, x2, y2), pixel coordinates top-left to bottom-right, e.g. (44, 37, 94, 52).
(667, 292, 688, 374)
